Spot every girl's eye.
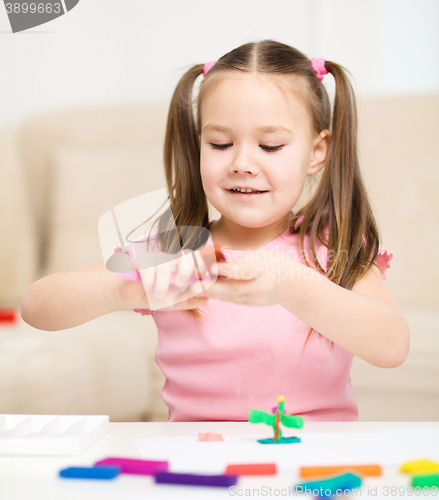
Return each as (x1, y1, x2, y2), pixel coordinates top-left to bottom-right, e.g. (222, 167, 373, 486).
(209, 143, 284, 152)
(209, 143, 232, 150)
(260, 145, 283, 153)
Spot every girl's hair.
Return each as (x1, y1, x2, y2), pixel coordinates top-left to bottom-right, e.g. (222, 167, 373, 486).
(140, 39, 382, 343)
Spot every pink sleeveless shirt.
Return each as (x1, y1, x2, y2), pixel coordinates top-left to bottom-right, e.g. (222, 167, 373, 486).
(134, 221, 393, 422)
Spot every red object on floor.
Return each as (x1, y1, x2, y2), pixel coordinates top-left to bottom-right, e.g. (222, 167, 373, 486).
(225, 463, 277, 476)
(0, 309, 17, 324)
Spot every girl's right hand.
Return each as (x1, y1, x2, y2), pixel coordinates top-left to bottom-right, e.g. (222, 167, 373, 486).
(117, 248, 214, 311)
(117, 276, 209, 312)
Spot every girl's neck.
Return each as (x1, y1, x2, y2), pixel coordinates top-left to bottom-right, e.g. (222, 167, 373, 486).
(208, 213, 292, 252)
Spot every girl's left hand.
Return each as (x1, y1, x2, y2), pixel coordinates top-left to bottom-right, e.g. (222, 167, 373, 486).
(191, 251, 297, 307)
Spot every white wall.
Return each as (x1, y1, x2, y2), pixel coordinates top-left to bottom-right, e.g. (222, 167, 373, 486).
(0, 0, 438, 127)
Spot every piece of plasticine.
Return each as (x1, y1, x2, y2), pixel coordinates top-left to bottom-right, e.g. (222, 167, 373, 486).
(295, 472, 362, 497)
(117, 242, 226, 282)
(198, 432, 223, 441)
(258, 436, 300, 444)
(59, 466, 120, 480)
(155, 472, 238, 487)
(225, 463, 277, 475)
(0, 308, 17, 323)
(280, 413, 304, 429)
(412, 474, 439, 488)
(300, 464, 382, 478)
(94, 457, 168, 475)
(400, 459, 439, 474)
(249, 408, 277, 426)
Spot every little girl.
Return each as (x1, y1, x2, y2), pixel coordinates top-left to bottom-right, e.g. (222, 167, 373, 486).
(21, 40, 410, 422)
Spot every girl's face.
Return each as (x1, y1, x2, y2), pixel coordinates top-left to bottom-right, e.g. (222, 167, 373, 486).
(200, 73, 329, 236)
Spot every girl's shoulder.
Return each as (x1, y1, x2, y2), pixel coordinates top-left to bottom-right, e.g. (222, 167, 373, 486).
(281, 216, 393, 280)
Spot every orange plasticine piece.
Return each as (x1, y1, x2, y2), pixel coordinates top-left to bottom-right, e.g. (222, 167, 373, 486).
(300, 464, 382, 478)
(225, 464, 277, 476)
(198, 432, 224, 441)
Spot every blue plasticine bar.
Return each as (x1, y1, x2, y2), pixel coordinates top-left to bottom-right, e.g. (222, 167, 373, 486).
(155, 471, 238, 487)
(295, 472, 362, 497)
(59, 466, 120, 480)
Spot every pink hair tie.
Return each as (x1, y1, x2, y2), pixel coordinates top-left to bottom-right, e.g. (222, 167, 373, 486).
(203, 60, 218, 77)
(310, 58, 327, 81)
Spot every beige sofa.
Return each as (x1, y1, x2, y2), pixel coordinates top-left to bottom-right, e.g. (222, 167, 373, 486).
(0, 96, 438, 421)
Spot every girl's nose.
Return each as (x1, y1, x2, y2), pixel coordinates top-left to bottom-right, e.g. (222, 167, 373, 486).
(229, 147, 259, 175)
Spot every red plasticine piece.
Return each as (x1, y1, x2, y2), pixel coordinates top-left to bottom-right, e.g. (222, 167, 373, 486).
(200, 242, 227, 263)
(0, 308, 17, 323)
(198, 432, 223, 441)
(225, 464, 277, 476)
(94, 457, 168, 475)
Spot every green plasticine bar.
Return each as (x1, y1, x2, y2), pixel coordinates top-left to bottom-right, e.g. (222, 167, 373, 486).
(412, 474, 439, 488)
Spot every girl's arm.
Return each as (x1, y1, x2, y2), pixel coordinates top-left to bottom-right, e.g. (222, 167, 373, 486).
(20, 262, 147, 331)
(21, 253, 212, 331)
(279, 260, 410, 368)
(199, 251, 409, 368)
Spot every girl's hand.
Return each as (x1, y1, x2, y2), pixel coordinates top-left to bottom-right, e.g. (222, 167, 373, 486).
(191, 251, 298, 307)
(118, 276, 209, 311)
(118, 248, 214, 311)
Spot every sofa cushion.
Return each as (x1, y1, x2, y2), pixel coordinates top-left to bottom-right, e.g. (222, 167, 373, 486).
(0, 126, 38, 305)
(19, 104, 169, 272)
(357, 95, 439, 308)
(44, 147, 166, 276)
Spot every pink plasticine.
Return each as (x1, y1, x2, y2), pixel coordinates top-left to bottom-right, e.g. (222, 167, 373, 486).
(94, 457, 169, 475)
(198, 432, 224, 441)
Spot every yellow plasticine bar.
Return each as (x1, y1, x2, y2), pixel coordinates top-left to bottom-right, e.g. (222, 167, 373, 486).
(400, 459, 439, 474)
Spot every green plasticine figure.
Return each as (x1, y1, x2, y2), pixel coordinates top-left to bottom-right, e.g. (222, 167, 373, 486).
(249, 396, 304, 444)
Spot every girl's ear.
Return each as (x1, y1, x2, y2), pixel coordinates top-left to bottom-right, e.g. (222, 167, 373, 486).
(308, 130, 331, 175)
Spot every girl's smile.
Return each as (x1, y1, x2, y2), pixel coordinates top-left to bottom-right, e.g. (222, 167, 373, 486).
(227, 189, 268, 200)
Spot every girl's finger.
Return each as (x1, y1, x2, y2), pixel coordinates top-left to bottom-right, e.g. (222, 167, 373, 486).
(192, 275, 257, 300)
(195, 246, 218, 276)
(190, 279, 217, 296)
(174, 250, 198, 288)
(153, 261, 174, 299)
(139, 266, 156, 292)
(212, 261, 260, 280)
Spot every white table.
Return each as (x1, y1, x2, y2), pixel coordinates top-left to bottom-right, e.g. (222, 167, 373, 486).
(1, 421, 439, 500)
